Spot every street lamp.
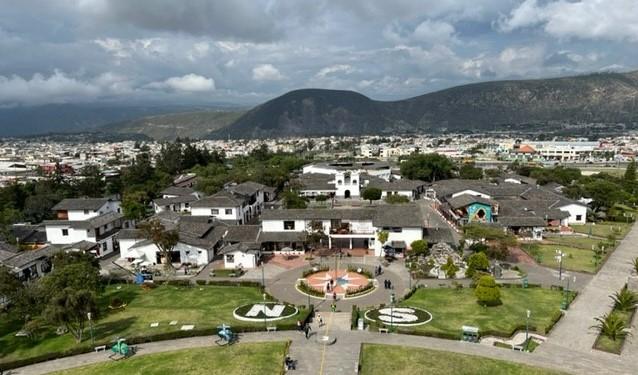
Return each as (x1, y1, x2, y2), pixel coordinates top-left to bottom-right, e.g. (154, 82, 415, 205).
(87, 312, 94, 345)
(525, 309, 531, 351)
(555, 249, 565, 281)
(262, 293, 267, 331)
(389, 292, 396, 332)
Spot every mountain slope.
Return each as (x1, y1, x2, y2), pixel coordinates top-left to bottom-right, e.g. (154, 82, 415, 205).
(210, 71, 638, 138)
(106, 110, 246, 140)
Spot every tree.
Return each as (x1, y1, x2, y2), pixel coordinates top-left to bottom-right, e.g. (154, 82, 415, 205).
(463, 223, 517, 260)
(441, 256, 459, 279)
(466, 252, 490, 278)
(362, 187, 382, 204)
(459, 163, 483, 180)
(592, 313, 630, 342)
(475, 275, 501, 306)
(400, 153, 455, 182)
(0, 265, 21, 302)
(584, 180, 627, 210)
(122, 190, 149, 221)
(377, 231, 389, 245)
(409, 240, 428, 257)
(75, 165, 104, 198)
(139, 219, 179, 271)
(43, 288, 97, 343)
(624, 159, 637, 194)
(282, 191, 308, 209)
(385, 194, 410, 204)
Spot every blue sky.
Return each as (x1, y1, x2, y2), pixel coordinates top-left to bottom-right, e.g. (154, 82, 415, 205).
(0, 0, 637, 106)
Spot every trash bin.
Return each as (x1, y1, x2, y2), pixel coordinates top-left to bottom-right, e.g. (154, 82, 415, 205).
(357, 318, 364, 331)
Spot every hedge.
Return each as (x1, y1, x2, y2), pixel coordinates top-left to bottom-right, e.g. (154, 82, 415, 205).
(351, 305, 360, 330)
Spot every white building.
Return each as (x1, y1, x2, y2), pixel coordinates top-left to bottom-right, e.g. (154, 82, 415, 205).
(191, 182, 267, 224)
(44, 198, 131, 257)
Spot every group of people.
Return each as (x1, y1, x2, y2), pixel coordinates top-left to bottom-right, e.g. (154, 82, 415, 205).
(296, 319, 312, 339)
(374, 265, 383, 276)
(284, 356, 296, 371)
(383, 279, 393, 289)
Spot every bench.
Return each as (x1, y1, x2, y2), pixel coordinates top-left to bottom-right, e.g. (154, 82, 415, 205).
(266, 326, 277, 332)
(378, 328, 389, 334)
(95, 345, 107, 352)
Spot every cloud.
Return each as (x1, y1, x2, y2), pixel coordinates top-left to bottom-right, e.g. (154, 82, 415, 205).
(412, 20, 457, 44)
(0, 70, 113, 106)
(147, 74, 215, 92)
(498, 0, 638, 42)
(252, 64, 284, 81)
(315, 64, 355, 78)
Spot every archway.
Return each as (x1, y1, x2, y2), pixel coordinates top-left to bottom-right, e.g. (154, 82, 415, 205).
(344, 190, 351, 199)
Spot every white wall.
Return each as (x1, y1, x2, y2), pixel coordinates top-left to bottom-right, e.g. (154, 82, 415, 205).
(559, 204, 587, 224)
(224, 251, 257, 269)
(261, 219, 307, 232)
(380, 190, 414, 200)
(66, 201, 121, 221)
(192, 206, 240, 220)
(373, 227, 423, 256)
(451, 190, 491, 199)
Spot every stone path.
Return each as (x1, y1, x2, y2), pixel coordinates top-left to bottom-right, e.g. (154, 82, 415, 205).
(544, 221, 638, 353)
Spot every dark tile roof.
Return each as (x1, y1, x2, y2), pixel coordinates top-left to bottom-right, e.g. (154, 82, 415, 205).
(447, 194, 495, 210)
(498, 199, 570, 220)
(367, 178, 426, 191)
(52, 198, 110, 211)
(11, 224, 47, 244)
(191, 191, 246, 208)
(261, 208, 376, 221)
(218, 242, 260, 255)
(161, 186, 196, 197)
(223, 225, 261, 243)
(43, 212, 124, 230)
(117, 229, 143, 240)
(424, 227, 456, 244)
(153, 195, 198, 206)
(226, 181, 267, 197)
(373, 204, 424, 228)
(257, 231, 307, 243)
(495, 216, 546, 227)
(295, 174, 335, 191)
(1, 245, 63, 269)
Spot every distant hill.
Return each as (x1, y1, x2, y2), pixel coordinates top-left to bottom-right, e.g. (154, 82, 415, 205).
(0, 104, 200, 137)
(105, 110, 246, 141)
(209, 71, 638, 138)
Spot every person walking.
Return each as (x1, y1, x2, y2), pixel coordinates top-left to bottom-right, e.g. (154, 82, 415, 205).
(304, 323, 312, 339)
(333, 291, 337, 301)
(317, 313, 323, 327)
(297, 320, 302, 333)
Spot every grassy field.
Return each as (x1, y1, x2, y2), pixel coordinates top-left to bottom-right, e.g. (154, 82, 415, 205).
(0, 284, 306, 366)
(359, 344, 566, 375)
(52, 342, 288, 375)
(390, 287, 567, 337)
(571, 221, 631, 239)
(524, 244, 598, 273)
(543, 235, 603, 250)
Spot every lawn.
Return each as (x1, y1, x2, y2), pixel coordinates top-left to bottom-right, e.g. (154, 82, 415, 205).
(571, 221, 631, 239)
(390, 287, 567, 338)
(0, 284, 307, 367)
(52, 341, 288, 375)
(543, 235, 604, 250)
(359, 344, 566, 375)
(523, 243, 599, 273)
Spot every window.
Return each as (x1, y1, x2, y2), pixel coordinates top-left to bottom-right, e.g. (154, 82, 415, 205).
(284, 221, 295, 230)
(62, 229, 68, 236)
(84, 209, 89, 215)
(102, 243, 107, 251)
(226, 254, 234, 263)
(576, 215, 582, 221)
(211, 209, 219, 215)
(225, 208, 233, 215)
(185, 203, 190, 208)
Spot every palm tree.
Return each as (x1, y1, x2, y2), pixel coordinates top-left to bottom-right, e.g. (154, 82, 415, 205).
(592, 313, 630, 341)
(632, 257, 638, 274)
(611, 289, 638, 312)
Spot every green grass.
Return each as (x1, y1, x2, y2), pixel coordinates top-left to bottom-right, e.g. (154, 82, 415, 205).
(571, 221, 631, 239)
(523, 244, 600, 273)
(360, 344, 566, 375)
(392, 287, 565, 337)
(0, 284, 306, 366)
(543, 235, 604, 250)
(52, 341, 288, 375)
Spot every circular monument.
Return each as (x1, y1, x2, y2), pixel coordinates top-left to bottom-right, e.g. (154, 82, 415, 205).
(297, 267, 376, 299)
(233, 302, 298, 322)
(364, 306, 432, 327)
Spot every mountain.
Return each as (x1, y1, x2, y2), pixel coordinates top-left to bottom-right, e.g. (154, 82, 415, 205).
(209, 71, 638, 138)
(105, 110, 246, 141)
(0, 104, 202, 137)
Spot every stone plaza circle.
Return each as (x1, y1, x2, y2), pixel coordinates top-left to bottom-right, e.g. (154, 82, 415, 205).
(300, 268, 375, 299)
(364, 306, 433, 327)
(233, 302, 299, 322)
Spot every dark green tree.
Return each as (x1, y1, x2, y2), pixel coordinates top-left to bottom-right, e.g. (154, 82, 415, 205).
(362, 187, 382, 204)
(475, 275, 501, 306)
(75, 165, 104, 198)
(400, 153, 455, 182)
(139, 219, 179, 271)
(459, 163, 483, 180)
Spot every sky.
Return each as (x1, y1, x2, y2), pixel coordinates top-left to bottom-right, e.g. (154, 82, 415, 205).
(1, 0, 637, 107)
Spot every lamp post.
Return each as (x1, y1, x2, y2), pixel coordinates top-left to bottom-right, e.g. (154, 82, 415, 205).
(525, 309, 531, 351)
(555, 249, 565, 281)
(87, 312, 94, 345)
(262, 293, 267, 331)
(389, 292, 396, 333)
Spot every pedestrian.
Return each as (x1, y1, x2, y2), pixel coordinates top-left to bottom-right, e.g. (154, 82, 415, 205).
(296, 320, 302, 333)
(388, 280, 393, 289)
(318, 314, 324, 327)
(333, 291, 337, 301)
(304, 323, 312, 339)
(384, 279, 388, 289)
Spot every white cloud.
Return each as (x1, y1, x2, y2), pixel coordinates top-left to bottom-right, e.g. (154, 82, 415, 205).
(187, 41, 211, 61)
(0, 70, 108, 105)
(462, 45, 546, 78)
(252, 64, 284, 81)
(498, 0, 638, 42)
(147, 74, 216, 92)
(315, 64, 355, 78)
(412, 20, 457, 44)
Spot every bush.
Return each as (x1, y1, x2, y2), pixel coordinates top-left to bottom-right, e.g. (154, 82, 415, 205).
(475, 275, 502, 306)
(195, 280, 207, 285)
(468, 242, 489, 253)
(351, 305, 360, 329)
(297, 281, 324, 297)
(109, 297, 124, 308)
(466, 252, 490, 278)
(410, 240, 428, 257)
(345, 282, 375, 297)
(385, 194, 410, 204)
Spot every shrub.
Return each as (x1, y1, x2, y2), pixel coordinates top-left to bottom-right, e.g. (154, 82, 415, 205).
(475, 275, 501, 306)
(592, 312, 630, 341)
(466, 252, 489, 278)
(297, 281, 324, 297)
(409, 240, 428, 257)
(345, 282, 375, 297)
(109, 297, 124, 308)
(385, 194, 410, 204)
(441, 257, 459, 279)
(611, 288, 638, 312)
(195, 280, 207, 285)
(351, 305, 360, 329)
(468, 242, 489, 253)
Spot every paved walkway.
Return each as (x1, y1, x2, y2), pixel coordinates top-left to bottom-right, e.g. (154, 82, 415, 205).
(544, 221, 638, 353)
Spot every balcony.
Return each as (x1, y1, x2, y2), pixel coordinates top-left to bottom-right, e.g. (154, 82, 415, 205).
(329, 224, 374, 235)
